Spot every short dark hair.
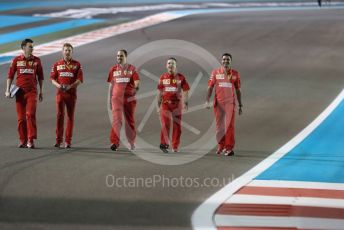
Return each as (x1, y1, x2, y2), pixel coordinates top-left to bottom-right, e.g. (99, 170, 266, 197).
(63, 43, 73, 49)
(21, 38, 33, 49)
(167, 57, 177, 62)
(222, 53, 232, 60)
(118, 49, 127, 57)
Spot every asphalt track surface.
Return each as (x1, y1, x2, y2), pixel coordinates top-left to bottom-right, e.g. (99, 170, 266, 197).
(1, 7, 344, 230)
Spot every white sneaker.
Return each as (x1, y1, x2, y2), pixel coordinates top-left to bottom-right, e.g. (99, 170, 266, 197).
(215, 148, 223, 154)
(27, 141, 35, 149)
(224, 150, 234, 156)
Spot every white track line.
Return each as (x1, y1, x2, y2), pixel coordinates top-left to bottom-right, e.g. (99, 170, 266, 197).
(226, 194, 344, 208)
(0, 12, 186, 64)
(248, 180, 344, 190)
(3, 5, 344, 65)
(192, 89, 344, 229)
(214, 215, 344, 230)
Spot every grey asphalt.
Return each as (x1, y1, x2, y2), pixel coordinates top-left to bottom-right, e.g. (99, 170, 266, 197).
(1, 7, 344, 230)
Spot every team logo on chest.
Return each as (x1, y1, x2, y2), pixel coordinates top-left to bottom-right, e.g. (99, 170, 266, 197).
(216, 74, 224, 80)
(218, 82, 232, 88)
(57, 65, 66, 70)
(123, 70, 132, 76)
(163, 79, 170, 85)
(19, 69, 34, 74)
(114, 69, 130, 83)
(115, 78, 130, 83)
(17, 61, 26, 67)
(113, 70, 133, 77)
(165, 87, 177, 92)
(59, 72, 74, 77)
(113, 71, 121, 77)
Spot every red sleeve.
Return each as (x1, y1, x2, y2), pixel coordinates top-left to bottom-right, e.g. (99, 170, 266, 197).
(107, 67, 113, 83)
(157, 75, 164, 91)
(131, 65, 139, 81)
(132, 70, 139, 81)
(77, 63, 83, 83)
(7, 57, 17, 79)
(50, 62, 58, 81)
(181, 76, 190, 91)
(36, 58, 44, 80)
(234, 72, 241, 89)
(208, 70, 216, 87)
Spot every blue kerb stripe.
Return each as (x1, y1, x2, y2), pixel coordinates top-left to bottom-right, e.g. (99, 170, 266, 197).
(256, 98, 344, 183)
(0, 56, 14, 64)
(1, 0, 233, 11)
(0, 19, 104, 45)
(2, 1, 344, 11)
(0, 15, 48, 28)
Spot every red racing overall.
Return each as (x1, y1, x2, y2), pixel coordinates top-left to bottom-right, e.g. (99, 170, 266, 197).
(157, 73, 190, 150)
(208, 67, 241, 151)
(7, 54, 44, 145)
(50, 59, 83, 145)
(107, 64, 139, 147)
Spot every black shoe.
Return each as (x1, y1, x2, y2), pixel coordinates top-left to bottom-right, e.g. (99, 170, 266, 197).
(110, 144, 118, 151)
(159, 144, 169, 153)
(215, 148, 223, 155)
(18, 143, 27, 148)
(54, 143, 61, 148)
(224, 150, 234, 156)
(65, 144, 71, 149)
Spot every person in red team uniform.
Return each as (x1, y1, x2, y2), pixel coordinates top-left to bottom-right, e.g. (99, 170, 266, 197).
(157, 57, 190, 153)
(5, 38, 44, 149)
(50, 43, 83, 148)
(108, 49, 140, 151)
(206, 53, 243, 156)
